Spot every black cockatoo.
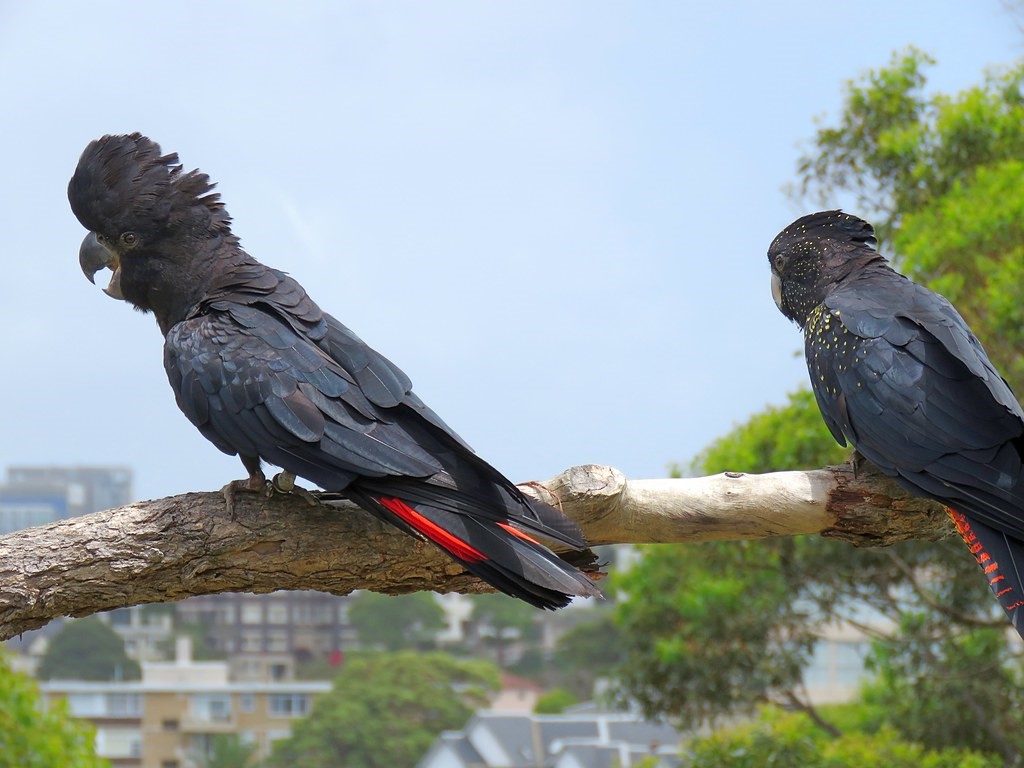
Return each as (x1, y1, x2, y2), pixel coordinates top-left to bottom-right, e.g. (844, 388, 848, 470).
(68, 133, 600, 609)
(769, 210, 1024, 636)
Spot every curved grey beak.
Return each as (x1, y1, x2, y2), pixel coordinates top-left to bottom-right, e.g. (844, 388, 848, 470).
(79, 232, 124, 299)
(770, 271, 783, 312)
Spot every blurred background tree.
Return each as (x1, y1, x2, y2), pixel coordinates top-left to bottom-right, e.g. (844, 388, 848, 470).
(0, 655, 108, 768)
(37, 617, 140, 682)
(467, 593, 539, 667)
(613, 50, 1024, 766)
(347, 591, 446, 651)
(265, 650, 498, 768)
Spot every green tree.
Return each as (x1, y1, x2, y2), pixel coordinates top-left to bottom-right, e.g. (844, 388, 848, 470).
(265, 651, 498, 768)
(681, 707, 991, 768)
(615, 50, 1024, 763)
(534, 687, 577, 714)
(797, 47, 1024, 391)
(793, 48, 1024, 761)
(38, 617, 140, 681)
(194, 734, 256, 768)
(0, 654, 108, 768)
(469, 593, 539, 667)
(614, 390, 848, 725)
(684, 389, 850, 476)
(347, 591, 445, 651)
(548, 610, 627, 700)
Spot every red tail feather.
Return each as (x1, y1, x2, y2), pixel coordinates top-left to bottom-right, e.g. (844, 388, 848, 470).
(377, 496, 486, 563)
(497, 521, 542, 545)
(949, 509, 1024, 614)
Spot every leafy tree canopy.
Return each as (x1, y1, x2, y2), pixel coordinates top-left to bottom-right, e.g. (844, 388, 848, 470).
(681, 706, 991, 768)
(37, 616, 140, 681)
(534, 687, 578, 714)
(194, 734, 256, 768)
(347, 591, 446, 651)
(547, 609, 627, 700)
(265, 650, 498, 768)
(0, 655, 107, 768)
(614, 49, 1024, 764)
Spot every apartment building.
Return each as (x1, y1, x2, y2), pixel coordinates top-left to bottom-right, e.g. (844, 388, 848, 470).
(40, 638, 331, 767)
(0, 464, 132, 534)
(174, 591, 355, 660)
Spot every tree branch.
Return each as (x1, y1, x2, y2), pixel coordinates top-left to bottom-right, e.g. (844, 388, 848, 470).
(0, 461, 950, 640)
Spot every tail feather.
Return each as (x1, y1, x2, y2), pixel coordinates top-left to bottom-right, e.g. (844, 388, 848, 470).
(368, 495, 602, 610)
(364, 476, 587, 551)
(949, 509, 1024, 635)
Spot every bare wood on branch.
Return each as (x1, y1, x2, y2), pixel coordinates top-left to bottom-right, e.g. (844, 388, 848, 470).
(0, 461, 950, 640)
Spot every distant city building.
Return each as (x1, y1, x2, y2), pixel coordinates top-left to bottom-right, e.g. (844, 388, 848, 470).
(490, 674, 544, 714)
(105, 607, 176, 662)
(0, 464, 132, 534)
(40, 637, 331, 768)
(175, 592, 356, 661)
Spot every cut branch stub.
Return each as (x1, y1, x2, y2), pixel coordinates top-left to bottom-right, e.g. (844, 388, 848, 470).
(822, 461, 950, 546)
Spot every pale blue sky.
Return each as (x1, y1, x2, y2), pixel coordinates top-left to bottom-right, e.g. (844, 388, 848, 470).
(0, 2, 1019, 501)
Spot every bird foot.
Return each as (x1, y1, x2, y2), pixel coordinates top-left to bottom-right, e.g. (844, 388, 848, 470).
(220, 470, 319, 515)
(270, 472, 320, 507)
(850, 450, 869, 479)
(221, 472, 268, 517)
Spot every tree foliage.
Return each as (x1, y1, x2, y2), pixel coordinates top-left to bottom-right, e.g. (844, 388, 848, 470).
(37, 617, 140, 681)
(680, 707, 990, 768)
(347, 591, 446, 651)
(797, 47, 1024, 390)
(534, 687, 578, 714)
(468, 593, 539, 667)
(616, 390, 848, 723)
(547, 610, 627, 700)
(615, 48, 1024, 763)
(265, 651, 498, 768)
(615, 537, 813, 723)
(0, 655, 107, 768)
(685, 389, 850, 476)
(194, 734, 256, 768)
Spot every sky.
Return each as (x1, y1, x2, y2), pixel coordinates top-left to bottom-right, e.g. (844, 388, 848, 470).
(0, 2, 1020, 503)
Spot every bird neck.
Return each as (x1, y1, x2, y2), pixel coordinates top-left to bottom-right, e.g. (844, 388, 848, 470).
(121, 232, 233, 335)
(792, 251, 890, 329)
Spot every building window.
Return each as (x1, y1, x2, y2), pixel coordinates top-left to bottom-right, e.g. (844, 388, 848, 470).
(241, 603, 263, 624)
(267, 631, 289, 652)
(191, 694, 232, 723)
(267, 603, 289, 624)
(162, 719, 179, 731)
(269, 694, 310, 718)
(94, 727, 143, 758)
(107, 608, 133, 626)
(241, 631, 263, 652)
(106, 693, 142, 717)
(309, 606, 329, 626)
(239, 694, 256, 713)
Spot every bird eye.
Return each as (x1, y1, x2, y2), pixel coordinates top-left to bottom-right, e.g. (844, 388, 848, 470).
(774, 254, 785, 270)
(121, 232, 138, 246)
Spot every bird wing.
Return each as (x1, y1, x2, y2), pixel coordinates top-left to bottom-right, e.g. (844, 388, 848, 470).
(164, 307, 446, 488)
(164, 259, 586, 549)
(815, 279, 1024, 539)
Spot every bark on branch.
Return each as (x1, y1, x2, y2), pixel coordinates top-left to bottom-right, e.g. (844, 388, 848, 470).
(0, 461, 950, 640)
